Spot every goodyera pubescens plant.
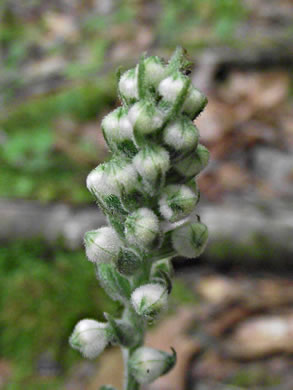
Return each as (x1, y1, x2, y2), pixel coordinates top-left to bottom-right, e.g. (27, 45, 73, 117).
(69, 47, 209, 390)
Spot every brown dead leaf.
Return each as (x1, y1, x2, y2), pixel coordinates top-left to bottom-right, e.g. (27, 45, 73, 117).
(224, 313, 293, 359)
(0, 360, 12, 388)
(87, 348, 123, 390)
(197, 276, 240, 305)
(221, 71, 289, 113)
(45, 12, 79, 42)
(217, 162, 251, 191)
(195, 99, 236, 143)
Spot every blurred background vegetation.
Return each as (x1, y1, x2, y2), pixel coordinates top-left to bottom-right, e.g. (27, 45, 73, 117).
(1, 0, 293, 389)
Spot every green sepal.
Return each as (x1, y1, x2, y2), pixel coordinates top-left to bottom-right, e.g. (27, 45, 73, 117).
(100, 386, 117, 390)
(151, 258, 174, 293)
(167, 46, 192, 74)
(137, 53, 146, 100)
(116, 247, 142, 276)
(117, 139, 138, 159)
(163, 347, 177, 375)
(96, 263, 132, 303)
(103, 194, 128, 216)
(104, 313, 142, 348)
(107, 214, 126, 238)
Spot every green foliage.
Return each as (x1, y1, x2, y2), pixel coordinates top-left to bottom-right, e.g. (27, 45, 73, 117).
(0, 239, 117, 388)
(1, 80, 116, 202)
(171, 279, 198, 305)
(158, 0, 247, 46)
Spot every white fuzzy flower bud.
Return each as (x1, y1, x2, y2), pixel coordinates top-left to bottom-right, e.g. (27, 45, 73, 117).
(131, 283, 168, 319)
(102, 107, 135, 155)
(163, 116, 199, 152)
(174, 144, 210, 178)
(159, 73, 207, 119)
(158, 72, 187, 103)
(84, 227, 121, 263)
(171, 221, 208, 258)
(182, 85, 207, 119)
(128, 101, 164, 135)
(133, 145, 170, 192)
(159, 184, 198, 222)
(118, 67, 138, 102)
(69, 319, 109, 359)
(87, 160, 139, 199)
(144, 56, 166, 87)
(129, 346, 176, 384)
(125, 208, 160, 249)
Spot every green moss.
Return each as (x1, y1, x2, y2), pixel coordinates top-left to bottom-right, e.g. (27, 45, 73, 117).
(0, 80, 117, 202)
(230, 366, 282, 387)
(0, 239, 119, 387)
(171, 279, 198, 305)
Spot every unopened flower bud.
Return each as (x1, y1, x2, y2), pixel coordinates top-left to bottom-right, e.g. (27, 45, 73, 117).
(87, 159, 139, 200)
(84, 227, 121, 263)
(133, 144, 170, 192)
(144, 56, 166, 87)
(128, 101, 164, 135)
(163, 116, 199, 153)
(182, 85, 207, 119)
(159, 184, 198, 222)
(159, 73, 207, 119)
(102, 107, 136, 157)
(129, 346, 176, 384)
(174, 144, 210, 178)
(171, 221, 208, 258)
(69, 319, 109, 359)
(118, 67, 138, 102)
(131, 283, 168, 319)
(116, 247, 142, 276)
(125, 208, 160, 249)
(158, 72, 187, 103)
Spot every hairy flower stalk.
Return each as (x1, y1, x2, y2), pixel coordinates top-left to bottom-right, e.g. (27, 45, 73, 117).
(70, 47, 209, 390)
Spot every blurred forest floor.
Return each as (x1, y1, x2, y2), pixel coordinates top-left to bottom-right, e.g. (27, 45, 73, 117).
(0, 0, 293, 389)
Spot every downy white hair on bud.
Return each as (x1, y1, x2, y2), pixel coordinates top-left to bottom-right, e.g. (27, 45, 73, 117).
(129, 346, 176, 384)
(182, 85, 207, 119)
(125, 208, 160, 249)
(84, 227, 121, 263)
(87, 159, 139, 200)
(144, 56, 167, 87)
(69, 319, 109, 359)
(131, 283, 168, 319)
(159, 184, 198, 222)
(163, 116, 199, 152)
(159, 72, 207, 119)
(158, 72, 187, 103)
(175, 144, 210, 178)
(118, 66, 138, 102)
(128, 101, 164, 135)
(133, 144, 170, 192)
(102, 107, 134, 149)
(171, 221, 208, 258)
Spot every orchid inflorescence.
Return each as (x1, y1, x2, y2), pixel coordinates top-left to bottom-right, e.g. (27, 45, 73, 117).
(69, 47, 209, 390)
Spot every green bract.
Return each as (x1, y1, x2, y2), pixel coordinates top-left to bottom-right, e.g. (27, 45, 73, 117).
(70, 47, 209, 390)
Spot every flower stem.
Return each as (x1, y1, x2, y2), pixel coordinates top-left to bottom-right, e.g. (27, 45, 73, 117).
(122, 347, 140, 390)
